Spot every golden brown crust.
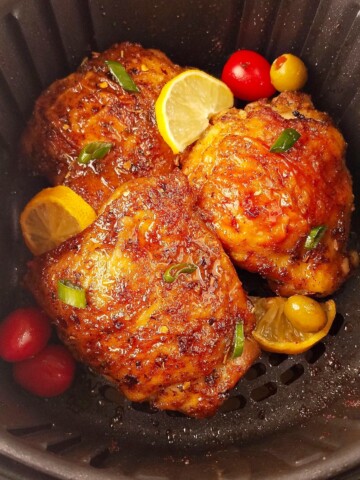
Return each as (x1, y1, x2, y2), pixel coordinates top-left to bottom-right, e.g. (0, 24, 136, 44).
(20, 42, 182, 211)
(25, 171, 258, 417)
(154, 337, 260, 417)
(244, 91, 329, 121)
(182, 92, 354, 297)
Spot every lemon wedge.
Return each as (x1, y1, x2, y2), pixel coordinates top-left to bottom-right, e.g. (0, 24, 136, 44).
(155, 69, 234, 153)
(20, 185, 96, 255)
(252, 296, 336, 354)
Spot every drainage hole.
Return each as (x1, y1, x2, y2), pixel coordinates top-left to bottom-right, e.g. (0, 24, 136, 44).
(131, 401, 158, 414)
(90, 448, 110, 469)
(245, 362, 266, 380)
(328, 313, 345, 336)
(7, 423, 53, 437)
(280, 364, 304, 385)
(251, 382, 277, 402)
(47, 435, 82, 454)
(305, 341, 326, 364)
(220, 394, 247, 413)
(165, 409, 187, 418)
(268, 352, 288, 366)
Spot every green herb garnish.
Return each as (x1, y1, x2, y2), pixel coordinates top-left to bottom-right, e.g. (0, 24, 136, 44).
(232, 323, 244, 358)
(58, 280, 86, 308)
(163, 263, 198, 283)
(105, 60, 139, 92)
(77, 141, 112, 164)
(270, 128, 301, 153)
(304, 225, 327, 250)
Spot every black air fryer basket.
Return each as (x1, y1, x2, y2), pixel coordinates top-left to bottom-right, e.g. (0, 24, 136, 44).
(0, 1, 360, 479)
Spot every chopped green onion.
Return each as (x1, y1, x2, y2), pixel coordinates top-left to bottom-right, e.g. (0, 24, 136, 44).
(78, 141, 112, 164)
(105, 60, 139, 92)
(270, 128, 301, 153)
(304, 225, 327, 250)
(232, 323, 244, 358)
(163, 263, 198, 283)
(58, 280, 86, 308)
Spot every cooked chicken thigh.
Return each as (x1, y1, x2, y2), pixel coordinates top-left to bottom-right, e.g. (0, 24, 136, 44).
(25, 171, 259, 418)
(21, 42, 181, 211)
(182, 92, 354, 296)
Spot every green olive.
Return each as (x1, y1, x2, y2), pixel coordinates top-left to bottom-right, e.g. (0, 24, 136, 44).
(270, 53, 307, 92)
(284, 295, 327, 333)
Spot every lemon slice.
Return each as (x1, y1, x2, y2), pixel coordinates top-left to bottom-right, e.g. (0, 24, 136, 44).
(20, 185, 97, 255)
(155, 69, 234, 153)
(252, 296, 336, 354)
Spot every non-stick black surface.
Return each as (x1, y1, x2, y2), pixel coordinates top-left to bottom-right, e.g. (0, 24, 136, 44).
(0, 0, 360, 479)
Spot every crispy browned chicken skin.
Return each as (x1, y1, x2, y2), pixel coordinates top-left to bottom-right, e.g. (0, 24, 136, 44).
(25, 171, 259, 417)
(21, 42, 182, 211)
(182, 92, 354, 297)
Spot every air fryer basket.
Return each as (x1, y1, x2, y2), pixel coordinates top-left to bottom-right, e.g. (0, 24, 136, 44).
(0, 0, 360, 479)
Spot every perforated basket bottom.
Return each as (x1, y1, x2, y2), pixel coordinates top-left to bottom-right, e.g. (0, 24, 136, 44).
(0, 267, 359, 480)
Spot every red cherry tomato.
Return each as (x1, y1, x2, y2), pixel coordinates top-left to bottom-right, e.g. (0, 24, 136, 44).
(221, 50, 276, 101)
(0, 307, 51, 362)
(13, 344, 76, 397)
